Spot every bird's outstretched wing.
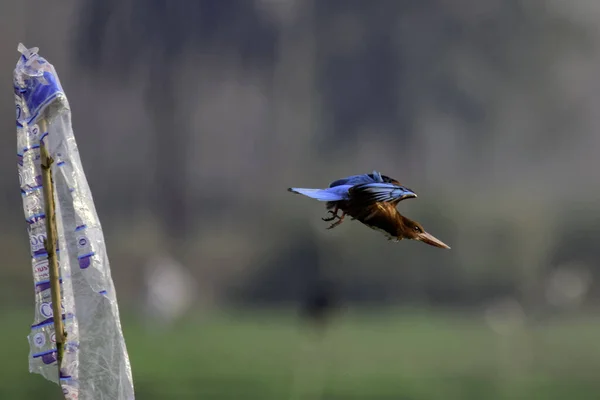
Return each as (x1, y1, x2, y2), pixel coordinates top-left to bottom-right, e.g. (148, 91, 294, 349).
(289, 171, 408, 204)
(288, 185, 353, 201)
(349, 182, 417, 205)
(329, 170, 396, 187)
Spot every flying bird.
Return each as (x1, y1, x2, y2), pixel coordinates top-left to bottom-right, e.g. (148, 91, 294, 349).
(288, 171, 450, 249)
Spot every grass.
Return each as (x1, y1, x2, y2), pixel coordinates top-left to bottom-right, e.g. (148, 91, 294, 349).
(2, 307, 600, 399)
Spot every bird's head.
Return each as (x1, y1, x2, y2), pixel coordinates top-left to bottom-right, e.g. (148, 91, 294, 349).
(399, 215, 450, 249)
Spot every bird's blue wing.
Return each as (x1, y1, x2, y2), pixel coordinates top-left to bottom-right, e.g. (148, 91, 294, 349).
(350, 182, 417, 204)
(329, 170, 384, 187)
(288, 185, 353, 201)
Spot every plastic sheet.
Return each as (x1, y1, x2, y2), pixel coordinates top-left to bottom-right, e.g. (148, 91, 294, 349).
(14, 43, 135, 400)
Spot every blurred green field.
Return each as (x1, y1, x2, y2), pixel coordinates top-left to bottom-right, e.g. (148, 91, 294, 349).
(3, 308, 600, 400)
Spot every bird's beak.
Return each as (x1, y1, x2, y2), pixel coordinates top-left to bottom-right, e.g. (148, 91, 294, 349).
(417, 231, 451, 249)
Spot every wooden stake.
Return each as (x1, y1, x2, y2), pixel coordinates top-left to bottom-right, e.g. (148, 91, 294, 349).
(39, 118, 66, 377)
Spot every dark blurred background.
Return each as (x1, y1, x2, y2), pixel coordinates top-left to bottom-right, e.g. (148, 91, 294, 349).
(2, 0, 600, 399)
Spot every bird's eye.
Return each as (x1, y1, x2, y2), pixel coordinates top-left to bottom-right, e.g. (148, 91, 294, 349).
(414, 226, 421, 233)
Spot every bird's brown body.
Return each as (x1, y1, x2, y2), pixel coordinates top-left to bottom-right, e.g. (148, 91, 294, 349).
(343, 202, 406, 241)
(325, 199, 442, 244)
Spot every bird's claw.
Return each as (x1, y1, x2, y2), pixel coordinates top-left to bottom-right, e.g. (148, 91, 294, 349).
(321, 210, 339, 222)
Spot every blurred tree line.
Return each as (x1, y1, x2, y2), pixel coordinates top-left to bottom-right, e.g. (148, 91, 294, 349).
(1, 0, 600, 314)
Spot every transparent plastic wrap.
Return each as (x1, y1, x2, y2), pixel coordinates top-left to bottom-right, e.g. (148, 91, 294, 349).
(14, 44, 135, 400)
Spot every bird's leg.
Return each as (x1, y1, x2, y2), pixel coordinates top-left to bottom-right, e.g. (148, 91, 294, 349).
(322, 206, 340, 222)
(326, 212, 346, 229)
